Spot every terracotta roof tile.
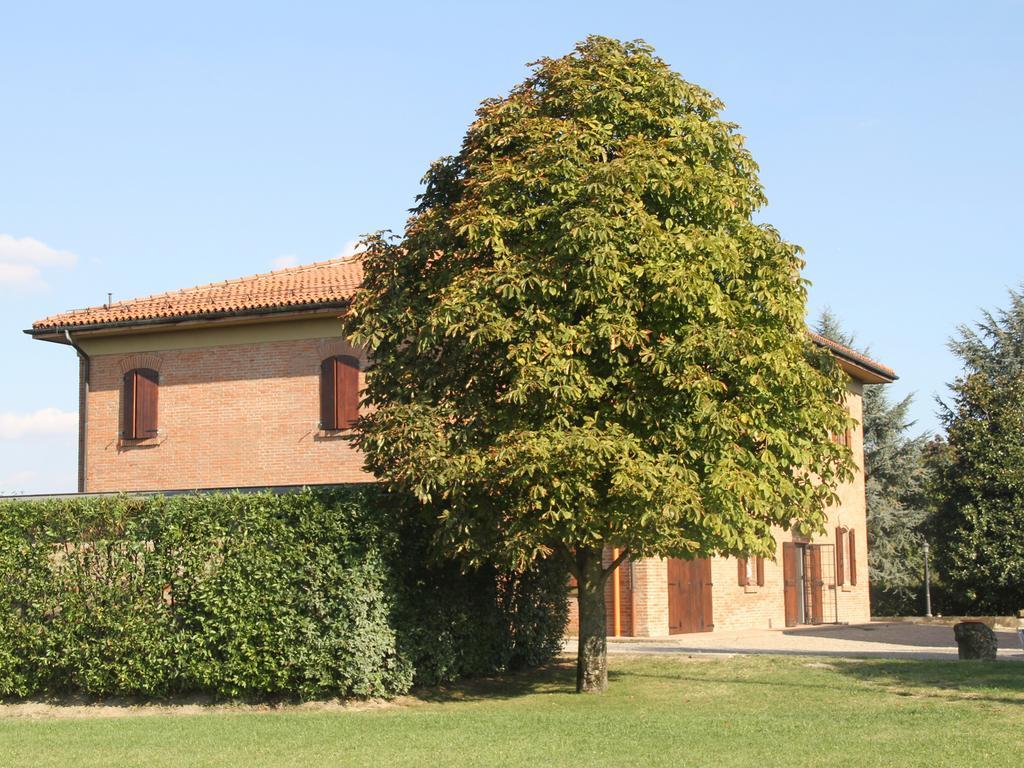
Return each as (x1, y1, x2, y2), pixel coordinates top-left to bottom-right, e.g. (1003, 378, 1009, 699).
(32, 257, 364, 331)
(31, 255, 896, 382)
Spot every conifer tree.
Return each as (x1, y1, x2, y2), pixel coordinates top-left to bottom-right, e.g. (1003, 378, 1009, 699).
(930, 288, 1024, 614)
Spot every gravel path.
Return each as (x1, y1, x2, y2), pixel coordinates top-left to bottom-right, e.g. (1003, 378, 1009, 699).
(581, 621, 1024, 660)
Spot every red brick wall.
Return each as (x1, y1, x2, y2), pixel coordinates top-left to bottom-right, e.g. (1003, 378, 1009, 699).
(83, 336, 372, 491)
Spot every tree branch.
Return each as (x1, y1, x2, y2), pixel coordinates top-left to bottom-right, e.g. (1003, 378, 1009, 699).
(555, 542, 582, 580)
(602, 547, 631, 581)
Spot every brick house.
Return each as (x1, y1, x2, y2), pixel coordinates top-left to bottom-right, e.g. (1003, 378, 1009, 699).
(29, 257, 897, 635)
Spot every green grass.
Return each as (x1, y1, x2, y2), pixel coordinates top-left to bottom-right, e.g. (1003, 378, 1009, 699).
(2, 655, 1022, 767)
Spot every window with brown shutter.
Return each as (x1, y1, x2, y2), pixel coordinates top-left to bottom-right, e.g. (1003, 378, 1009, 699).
(320, 355, 360, 430)
(830, 428, 852, 446)
(835, 526, 846, 587)
(122, 368, 159, 440)
(848, 529, 858, 585)
(739, 557, 764, 589)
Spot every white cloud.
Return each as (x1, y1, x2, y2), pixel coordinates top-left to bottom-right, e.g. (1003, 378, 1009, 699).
(0, 408, 77, 440)
(337, 238, 364, 259)
(0, 262, 44, 285)
(0, 469, 42, 491)
(0, 234, 76, 267)
(0, 466, 77, 495)
(271, 254, 300, 270)
(0, 234, 77, 289)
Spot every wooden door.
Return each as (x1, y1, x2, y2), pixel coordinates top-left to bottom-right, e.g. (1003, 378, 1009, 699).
(782, 543, 799, 627)
(808, 545, 825, 625)
(667, 558, 713, 634)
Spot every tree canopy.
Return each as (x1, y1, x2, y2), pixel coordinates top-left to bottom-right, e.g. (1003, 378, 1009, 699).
(930, 287, 1024, 614)
(346, 36, 854, 690)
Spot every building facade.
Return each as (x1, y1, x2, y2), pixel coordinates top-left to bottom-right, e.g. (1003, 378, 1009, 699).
(569, 370, 873, 635)
(30, 257, 897, 634)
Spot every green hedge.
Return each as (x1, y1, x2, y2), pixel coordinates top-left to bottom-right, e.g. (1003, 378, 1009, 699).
(0, 487, 567, 700)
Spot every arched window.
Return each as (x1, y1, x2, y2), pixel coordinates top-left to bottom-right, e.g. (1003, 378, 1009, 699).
(123, 368, 159, 439)
(320, 355, 360, 430)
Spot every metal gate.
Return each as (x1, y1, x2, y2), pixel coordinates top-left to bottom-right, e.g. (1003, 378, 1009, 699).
(785, 542, 839, 626)
(805, 543, 838, 625)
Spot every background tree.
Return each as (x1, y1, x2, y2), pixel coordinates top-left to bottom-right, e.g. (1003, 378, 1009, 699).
(930, 287, 1024, 614)
(813, 310, 930, 615)
(346, 37, 853, 693)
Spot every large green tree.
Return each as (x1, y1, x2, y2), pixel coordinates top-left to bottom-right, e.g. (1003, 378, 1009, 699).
(346, 37, 852, 692)
(814, 310, 930, 614)
(930, 287, 1024, 614)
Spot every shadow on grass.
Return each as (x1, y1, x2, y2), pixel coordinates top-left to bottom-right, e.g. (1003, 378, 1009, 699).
(14, 658, 1020, 714)
(411, 657, 1024, 708)
(604, 655, 1024, 707)
(831, 658, 1024, 707)
(612, 646, 967, 659)
(0, 662, 623, 712)
(409, 660, 628, 703)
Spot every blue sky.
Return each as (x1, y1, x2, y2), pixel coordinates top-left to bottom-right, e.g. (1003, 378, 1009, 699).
(1, 1, 1021, 493)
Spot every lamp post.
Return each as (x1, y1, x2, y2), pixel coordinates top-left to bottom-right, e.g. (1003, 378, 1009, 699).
(923, 541, 933, 618)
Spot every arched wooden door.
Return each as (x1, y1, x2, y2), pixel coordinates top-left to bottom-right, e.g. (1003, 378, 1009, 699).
(667, 558, 713, 634)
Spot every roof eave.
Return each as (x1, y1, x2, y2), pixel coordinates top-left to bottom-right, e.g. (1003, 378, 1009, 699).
(28, 295, 898, 385)
(833, 357, 898, 385)
(807, 332, 897, 384)
(27, 300, 353, 341)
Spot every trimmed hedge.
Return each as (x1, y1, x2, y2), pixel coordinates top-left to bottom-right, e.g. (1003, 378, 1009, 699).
(0, 486, 567, 699)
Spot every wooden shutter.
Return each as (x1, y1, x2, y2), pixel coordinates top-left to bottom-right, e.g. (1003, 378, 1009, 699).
(700, 558, 714, 631)
(756, 556, 765, 587)
(782, 544, 799, 627)
(122, 370, 136, 438)
(809, 546, 824, 624)
(336, 355, 360, 428)
(737, 558, 748, 587)
(136, 369, 159, 437)
(848, 529, 857, 586)
(835, 526, 845, 586)
(321, 355, 360, 430)
(830, 429, 852, 446)
(123, 368, 158, 439)
(320, 357, 337, 430)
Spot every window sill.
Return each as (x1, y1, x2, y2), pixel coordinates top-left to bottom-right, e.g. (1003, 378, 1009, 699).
(314, 429, 354, 441)
(118, 435, 164, 449)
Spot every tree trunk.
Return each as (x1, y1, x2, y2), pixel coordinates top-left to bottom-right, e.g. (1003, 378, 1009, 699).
(576, 546, 608, 693)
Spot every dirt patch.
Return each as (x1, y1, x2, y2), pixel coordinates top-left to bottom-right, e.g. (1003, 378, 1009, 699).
(0, 695, 400, 721)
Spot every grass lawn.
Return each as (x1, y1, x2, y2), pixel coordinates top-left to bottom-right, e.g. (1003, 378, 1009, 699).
(1, 654, 1022, 768)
